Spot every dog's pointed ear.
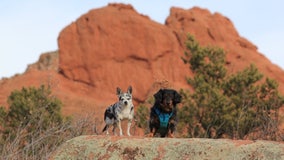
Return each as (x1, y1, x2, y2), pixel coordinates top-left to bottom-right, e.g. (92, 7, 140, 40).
(127, 86, 132, 94)
(174, 90, 182, 104)
(154, 89, 163, 103)
(116, 87, 122, 95)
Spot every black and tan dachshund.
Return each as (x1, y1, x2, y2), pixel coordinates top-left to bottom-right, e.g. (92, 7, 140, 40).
(148, 89, 181, 138)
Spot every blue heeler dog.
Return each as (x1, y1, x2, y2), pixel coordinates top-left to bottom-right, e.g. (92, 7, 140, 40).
(102, 86, 134, 136)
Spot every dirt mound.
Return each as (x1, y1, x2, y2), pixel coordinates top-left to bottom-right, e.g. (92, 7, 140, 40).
(50, 135, 284, 159)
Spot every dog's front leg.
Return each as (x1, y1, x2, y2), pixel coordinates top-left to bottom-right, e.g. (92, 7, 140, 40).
(167, 119, 176, 138)
(146, 127, 156, 137)
(117, 120, 123, 136)
(127, 119, 132, 136)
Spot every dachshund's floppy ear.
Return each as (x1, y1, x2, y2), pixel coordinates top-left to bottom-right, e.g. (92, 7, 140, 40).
(174, 90, 182, 104)
(154, 89, 163, 104)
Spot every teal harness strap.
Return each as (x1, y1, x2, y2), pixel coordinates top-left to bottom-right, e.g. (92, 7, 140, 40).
(154, 108, 173, 129)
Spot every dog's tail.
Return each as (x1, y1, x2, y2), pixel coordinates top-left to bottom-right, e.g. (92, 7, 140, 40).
(102, 124, 109, 133)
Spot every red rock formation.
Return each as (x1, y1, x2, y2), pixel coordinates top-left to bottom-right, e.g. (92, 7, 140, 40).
(58, 3, 190, 103)
(1, 3, 284, 127)
(166, 7, 284, 90)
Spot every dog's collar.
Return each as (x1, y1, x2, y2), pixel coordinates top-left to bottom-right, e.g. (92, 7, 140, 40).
(154, 107, 173, 129)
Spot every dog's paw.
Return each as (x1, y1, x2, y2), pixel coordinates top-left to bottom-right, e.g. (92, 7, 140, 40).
(145, 133, 154, 137)
(167, 133, 175, 138)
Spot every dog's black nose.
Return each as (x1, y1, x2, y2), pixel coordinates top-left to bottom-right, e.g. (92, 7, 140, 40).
(124, 101, 128, 105)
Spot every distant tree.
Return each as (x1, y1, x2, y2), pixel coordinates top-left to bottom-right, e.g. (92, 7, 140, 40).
(179, 34, 284, 140)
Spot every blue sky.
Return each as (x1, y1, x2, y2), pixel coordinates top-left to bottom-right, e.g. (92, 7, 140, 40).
(1, 0, 283, 78)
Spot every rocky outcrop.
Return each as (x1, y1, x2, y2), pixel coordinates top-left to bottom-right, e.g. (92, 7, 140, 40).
(50, 136, 284, 159)
(26, 51, 58, 72)
(166, 7, 284, 89)
(58, 3, 189, 102)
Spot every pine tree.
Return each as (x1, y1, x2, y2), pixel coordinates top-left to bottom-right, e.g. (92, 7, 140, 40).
(179, 34, 284, 140)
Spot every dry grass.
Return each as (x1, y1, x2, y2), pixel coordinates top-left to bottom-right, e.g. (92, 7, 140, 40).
(0, 112, 99, 160)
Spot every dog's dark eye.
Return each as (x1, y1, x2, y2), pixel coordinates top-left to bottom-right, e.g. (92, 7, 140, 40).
(127, 98, 130, 100)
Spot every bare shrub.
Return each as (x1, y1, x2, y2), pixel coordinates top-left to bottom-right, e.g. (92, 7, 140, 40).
(0, 112, 98, 159)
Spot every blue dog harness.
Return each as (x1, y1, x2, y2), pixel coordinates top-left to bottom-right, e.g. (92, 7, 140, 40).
(154, 107, 173, 129)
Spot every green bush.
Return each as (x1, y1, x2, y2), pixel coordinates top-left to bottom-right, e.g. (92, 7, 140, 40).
(136, 104, 149, 133)
(0, 85, 101, 159)
(180, 34, 284, 140)
(0, 106, 7, 127)
(0, 85, 73, 158)
(135, 96, 154, 134)
(3, 85, 64, 140)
